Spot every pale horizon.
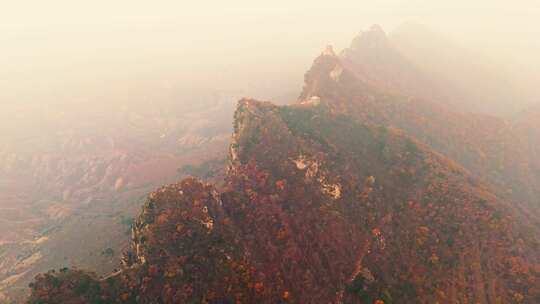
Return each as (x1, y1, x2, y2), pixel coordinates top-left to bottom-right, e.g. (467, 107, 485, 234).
(2, 1, 540, 107)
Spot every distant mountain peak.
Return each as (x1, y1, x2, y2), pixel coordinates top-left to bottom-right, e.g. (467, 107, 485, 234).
(322, 45, 336, 56)
(350, 24, 389, 51)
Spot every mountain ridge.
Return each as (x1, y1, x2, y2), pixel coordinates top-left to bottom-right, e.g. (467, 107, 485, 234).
(27, 98, 540, 303)
(24, 26, 540, 304)
(299, 34, 540, 220)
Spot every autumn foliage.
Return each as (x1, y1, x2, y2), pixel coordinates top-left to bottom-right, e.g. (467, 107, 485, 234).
(26, 28, 540, 304)
(28, 99, 540, 303)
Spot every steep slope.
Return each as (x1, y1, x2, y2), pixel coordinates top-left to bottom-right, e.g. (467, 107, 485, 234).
(339, 25, 457, 109)
(28, 100, 540, 303)
(514, 104, 540, 200)
(300, 33, 540, 220)
(28, 179, 259, 304)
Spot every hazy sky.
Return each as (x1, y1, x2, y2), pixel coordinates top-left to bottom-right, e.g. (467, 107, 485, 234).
(2, 1, 539, 105)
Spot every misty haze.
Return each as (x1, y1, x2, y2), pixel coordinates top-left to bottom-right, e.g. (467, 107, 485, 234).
(1, 1, 539, 303)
